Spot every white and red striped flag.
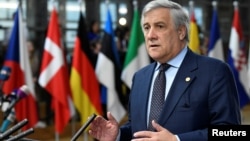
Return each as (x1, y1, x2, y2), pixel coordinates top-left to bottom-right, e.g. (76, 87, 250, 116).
(227, 1, 250, 108)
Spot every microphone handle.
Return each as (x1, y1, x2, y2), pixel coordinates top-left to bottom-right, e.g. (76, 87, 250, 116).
(0, 118, 28, 140)
(0, 108, 15, 133)
(0, 120, 11, 133)
(5, 98, 20, 114)
(71, 113, 96, 141)
(0, 81, 4, 90)
(6, 128, 34, 141)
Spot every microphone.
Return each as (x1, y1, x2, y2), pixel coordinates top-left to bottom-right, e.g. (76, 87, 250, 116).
(0, 66, 11, 90)
(0, 66, 11, 105)
(0, 66, 11, 84)
(6, 128, 34, 141)
(4, 85, 30, 114)
(0, 108, 16, 133)
(1, 93, 15, 113)
(0, 118, 28, 140)
(71, 113, 97, 141)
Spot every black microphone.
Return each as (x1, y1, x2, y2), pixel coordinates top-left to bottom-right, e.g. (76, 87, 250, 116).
(0, 66, 11, 106)
(71, 113, 97, 141)
(0, 66, 11, 88)
(4, 85, 30, 114)
(6, 128, 34, 141)
(0, 118, 28, 140)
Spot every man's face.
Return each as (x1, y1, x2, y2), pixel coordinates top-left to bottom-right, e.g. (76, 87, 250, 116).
(142, 8, 185, 63)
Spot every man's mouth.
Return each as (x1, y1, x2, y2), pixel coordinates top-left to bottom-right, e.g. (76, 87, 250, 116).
(150, 44, 159, 47)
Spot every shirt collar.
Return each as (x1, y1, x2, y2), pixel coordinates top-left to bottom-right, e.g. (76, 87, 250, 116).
(155, 46, 188, 70)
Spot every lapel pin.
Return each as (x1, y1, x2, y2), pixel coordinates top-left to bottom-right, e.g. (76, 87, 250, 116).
(185, 77, 191, 82)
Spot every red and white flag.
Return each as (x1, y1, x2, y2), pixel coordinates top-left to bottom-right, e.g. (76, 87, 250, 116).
(2, 7, 38, 130)
(227, 1, 250, 108)
(38, 7, 75, 134)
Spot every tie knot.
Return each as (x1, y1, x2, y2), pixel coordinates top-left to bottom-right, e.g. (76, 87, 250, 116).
(159, 63, 169, 72)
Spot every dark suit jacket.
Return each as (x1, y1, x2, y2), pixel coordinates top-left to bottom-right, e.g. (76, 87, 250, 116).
(120, 49, 241, 141)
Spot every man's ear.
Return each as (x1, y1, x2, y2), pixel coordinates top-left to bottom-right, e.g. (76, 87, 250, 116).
(178, 25, 186, 40)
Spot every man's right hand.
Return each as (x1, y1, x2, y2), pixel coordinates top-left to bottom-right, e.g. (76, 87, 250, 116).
(89, 112, 119, 141)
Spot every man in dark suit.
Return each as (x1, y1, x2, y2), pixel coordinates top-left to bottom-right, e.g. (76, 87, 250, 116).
(89, 0, 241, 141)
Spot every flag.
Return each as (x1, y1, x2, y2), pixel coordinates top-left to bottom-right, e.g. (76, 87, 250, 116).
(70, 11, 102, 125)
(227, 2, 250, 108)
(188, 3, 201, 54)
(38, 8, 74, 134)
(248, 42, 250, 95)
(121, 8, 150, 89)
(2, 7, 38, 130)
(95, 8, 126, 122)
(207, 4, 224, 61)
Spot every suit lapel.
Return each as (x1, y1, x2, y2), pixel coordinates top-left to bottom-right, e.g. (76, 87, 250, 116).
(135, 63, 156, 129)
(159, 49, 198, 125)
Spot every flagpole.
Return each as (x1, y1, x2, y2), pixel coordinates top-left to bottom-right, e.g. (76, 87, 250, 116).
(18, 0, 22, 8)
(233, 1, 238, 10)
(70, 0, 81, 139)
(75, 1, 91, 140)
(189, 0, 194, 17)
(248, 42, 250, 96)
(54, 0, 60, 140)
(79, 0, 86, 14)
(106, 0, 109, 5)
(212, 1, 217, 10)
(105, 0, 110, 15)
(77, 1, 88, 141)
(133, 0, 138, 11)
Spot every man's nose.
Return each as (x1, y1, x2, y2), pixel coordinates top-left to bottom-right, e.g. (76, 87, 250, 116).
(147, 28, 157, 40)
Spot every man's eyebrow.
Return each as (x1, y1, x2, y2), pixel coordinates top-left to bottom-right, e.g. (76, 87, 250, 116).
(143, 23, 149, 27)
(154, 21, 166, 25)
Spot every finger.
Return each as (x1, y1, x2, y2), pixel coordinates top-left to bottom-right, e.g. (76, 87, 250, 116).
(133, 130, 152, 138)
(152, 120, 164, 131)
(89, 117, 104, 136)
(88, 129, 94, 135)
(107, 112, 117, 122)
(89, 126, 97, 136)
(89, 116, 103, 129)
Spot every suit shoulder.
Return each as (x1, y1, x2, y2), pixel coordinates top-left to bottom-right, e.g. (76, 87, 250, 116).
(196, 53, 225, 65)
(194, 54, 233, 73)
(134, 62, 155, 75)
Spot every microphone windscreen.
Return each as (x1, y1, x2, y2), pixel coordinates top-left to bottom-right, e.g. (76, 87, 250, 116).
(0, 66, 11, 81)
(15, 85, 30, 99)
